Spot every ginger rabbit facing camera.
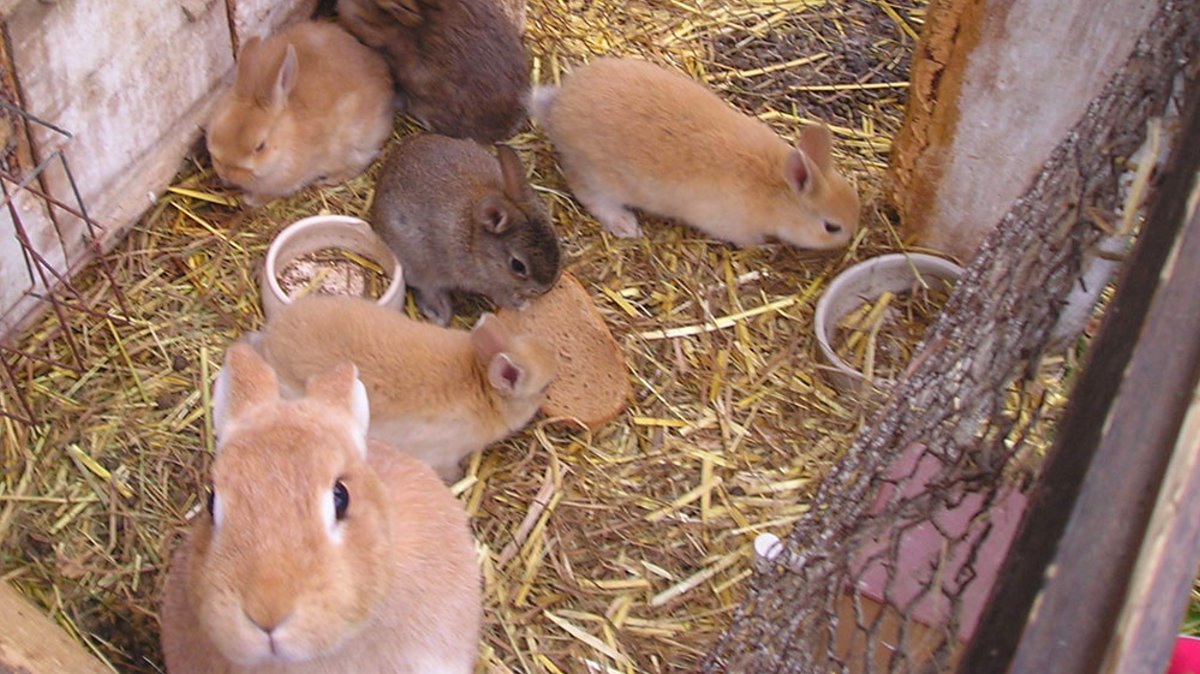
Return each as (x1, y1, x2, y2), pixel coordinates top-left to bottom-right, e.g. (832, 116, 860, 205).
(336, 0, 529, 143)
(206, 21, 395, 207)
(256, 295, 557, 481)
(159, 344, 481, 674)
(370, 134, 561, 326)
(531, 57, 861, 249)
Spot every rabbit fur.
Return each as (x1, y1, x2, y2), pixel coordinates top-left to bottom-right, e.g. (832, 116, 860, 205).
(160, 343, 481, 673)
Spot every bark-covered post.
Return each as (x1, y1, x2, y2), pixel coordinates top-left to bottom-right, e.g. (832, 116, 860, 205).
(889, 0, 1159, 262)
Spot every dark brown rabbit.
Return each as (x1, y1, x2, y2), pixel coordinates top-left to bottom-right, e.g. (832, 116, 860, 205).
(337, 0, 529, 143)
(369, 134, 561, 326)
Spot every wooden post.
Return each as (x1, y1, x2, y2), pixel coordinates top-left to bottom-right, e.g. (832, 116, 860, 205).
(958, 71, 1200, 674)
(1103, 375, 1200, 673)
(0, 584, 109, 674)
(889, 0, 1159, 262)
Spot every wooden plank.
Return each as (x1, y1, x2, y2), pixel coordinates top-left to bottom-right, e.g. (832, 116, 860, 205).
(889, 0, 1158, 262)
(0, 583, 109, 673)
(850, 443, 1029, 645)
(958, 76, 1200, 674)
(6, 0, 233, 268)
(1103, 373, 1200, 673)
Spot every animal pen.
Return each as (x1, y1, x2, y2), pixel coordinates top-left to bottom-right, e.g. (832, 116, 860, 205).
(1, 0, 1199, 672)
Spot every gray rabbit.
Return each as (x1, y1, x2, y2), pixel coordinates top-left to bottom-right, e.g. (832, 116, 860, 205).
(370, 134, 562, 325)
(337, 0, 529, 143)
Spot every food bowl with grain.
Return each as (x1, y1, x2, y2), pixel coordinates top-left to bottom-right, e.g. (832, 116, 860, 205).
(261, 215, 405, 320)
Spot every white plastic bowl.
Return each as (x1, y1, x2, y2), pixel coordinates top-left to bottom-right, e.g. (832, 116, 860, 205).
(814, 253, 963, 393)
(260, 215, 405, 321)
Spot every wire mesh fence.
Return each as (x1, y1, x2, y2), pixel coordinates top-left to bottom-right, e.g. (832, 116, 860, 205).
(702, 0, 1200, 671)
(0, 96, 129, 427)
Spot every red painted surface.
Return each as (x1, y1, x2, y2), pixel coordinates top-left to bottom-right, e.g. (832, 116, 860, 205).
(851, 444, 1029, 642)
(1170, 636, 1200, 674)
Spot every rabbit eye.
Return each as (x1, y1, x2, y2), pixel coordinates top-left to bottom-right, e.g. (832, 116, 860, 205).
(509, 257, 528, 279)
(333, 480, 350, 520)
(824, 221, 843, 234)
(206, 487, 224, 527)
(254, 140, 266, 154)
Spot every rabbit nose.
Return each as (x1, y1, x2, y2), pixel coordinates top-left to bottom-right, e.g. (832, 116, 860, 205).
(244, 606, 292, 636)
(824, 221, 843, 235)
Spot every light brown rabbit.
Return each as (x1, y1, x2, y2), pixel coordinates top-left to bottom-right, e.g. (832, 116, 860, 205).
(206, 21, 395, 206)
(530, 57, 861, 249)
(255, 295, 557, 481)
(160, 344, 481, 673)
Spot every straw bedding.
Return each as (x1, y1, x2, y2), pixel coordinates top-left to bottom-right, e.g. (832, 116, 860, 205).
(0, 0, 931, 671)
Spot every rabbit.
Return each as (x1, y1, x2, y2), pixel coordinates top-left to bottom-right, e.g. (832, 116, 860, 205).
(159, 343, 481, 674)
(370, 133, 562, 326)
(530, 57, 861, 249)
(336, 0, 529, 143)
(255, 294, 558, 481)
(206, 20, 395, 207)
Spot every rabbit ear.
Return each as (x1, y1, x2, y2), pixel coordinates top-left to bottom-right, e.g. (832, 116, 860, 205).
(470, 313, 512, 364)
(212, 343, 280, 446)
(382, 0, 424, 26)
(269, 44, 299, 107)
(305, 362, 371, 453)
(495, 145, 529, 202)
(797, 125, 833, 173)
(236, 36, 261, 65)
(471, 315, 530, 395)
(486, 353, 525, 396)
(783, 148, 816, 196)
(233, 37, 262, 94)
(475, 194, 512, 234)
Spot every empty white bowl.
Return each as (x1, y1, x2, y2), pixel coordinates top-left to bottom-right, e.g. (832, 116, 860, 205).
(260, 215, 405, 321)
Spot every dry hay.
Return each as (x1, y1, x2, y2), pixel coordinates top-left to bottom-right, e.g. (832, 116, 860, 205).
(0, 0, 949, 671)
(831, 280, 955, 383)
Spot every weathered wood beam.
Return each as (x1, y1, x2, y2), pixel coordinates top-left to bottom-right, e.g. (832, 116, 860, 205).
(890, 0, 1159, 262)
(0, 583, 109, 674)
(1104, 371, 1200, 673)
(958, 72, 1200, 674)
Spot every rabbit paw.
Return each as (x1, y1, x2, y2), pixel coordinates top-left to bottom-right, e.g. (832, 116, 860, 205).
(601, 210, 642, 238)
(240, 191, 268, 208)
(584, 201, 641, 238)
(434, 458, 467, 484)
(414, 288, 453, 327)
(316, 170, 352, 188)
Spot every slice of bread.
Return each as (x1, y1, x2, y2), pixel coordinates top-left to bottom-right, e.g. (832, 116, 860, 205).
(497, 272, 629, 427)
